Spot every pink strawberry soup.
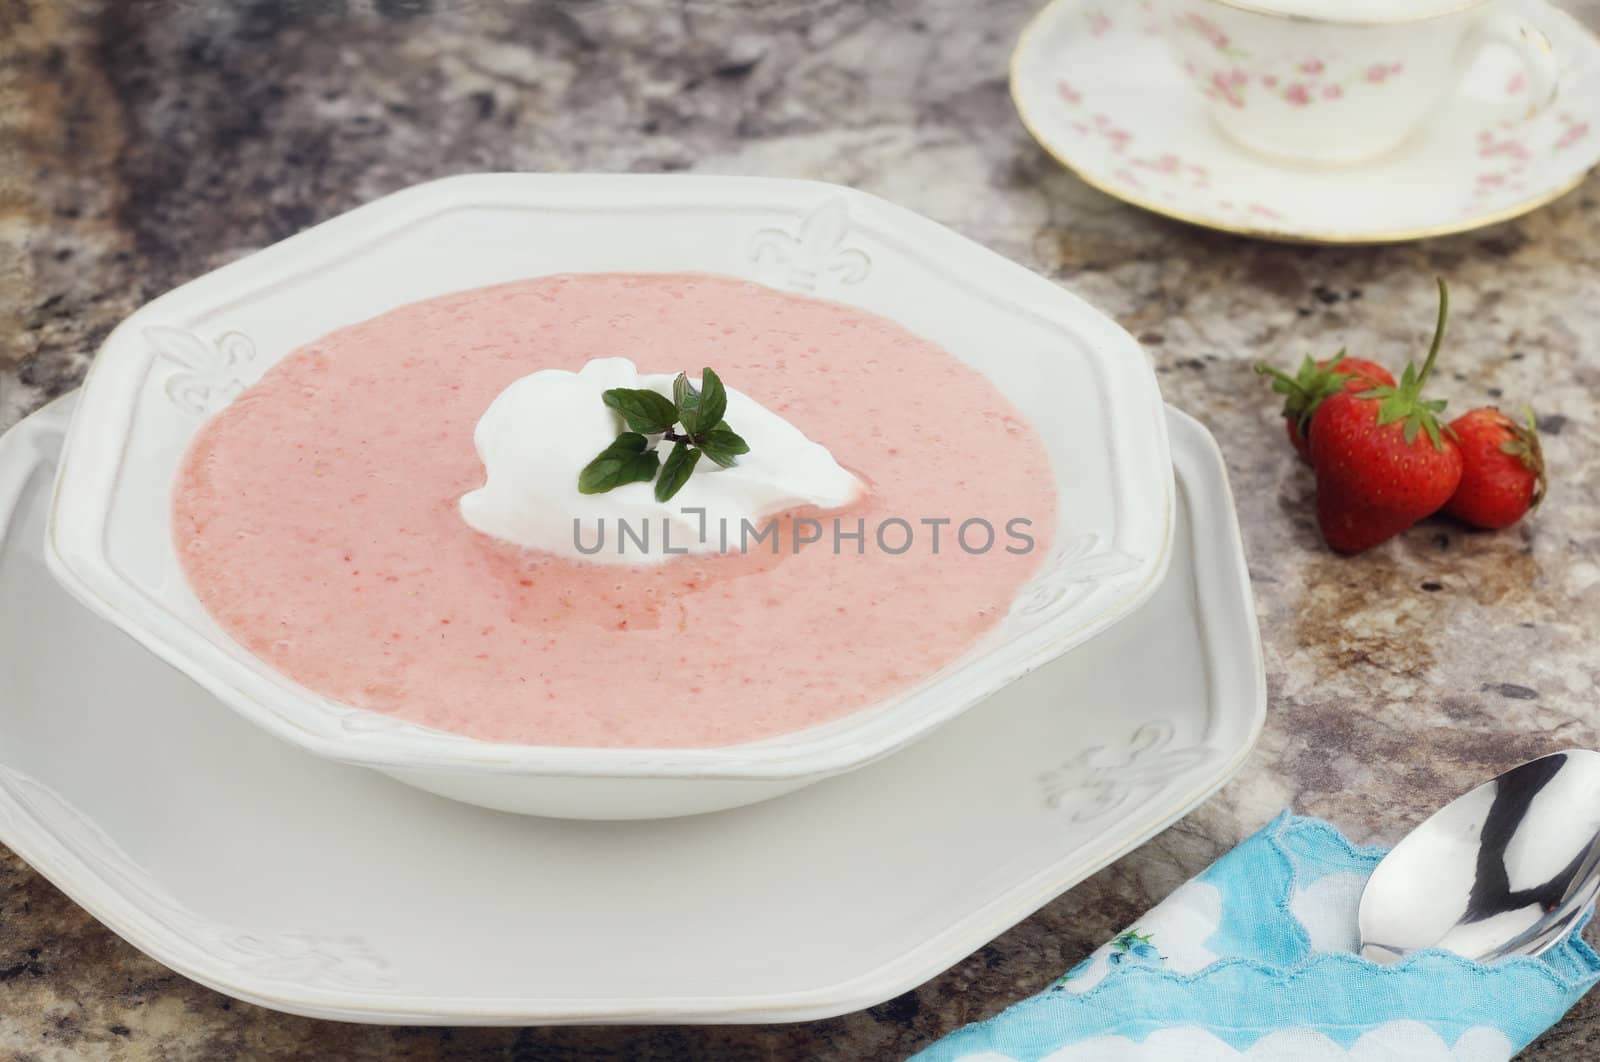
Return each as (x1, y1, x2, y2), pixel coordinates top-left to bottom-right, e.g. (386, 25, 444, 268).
(173, 274, 1057, 747)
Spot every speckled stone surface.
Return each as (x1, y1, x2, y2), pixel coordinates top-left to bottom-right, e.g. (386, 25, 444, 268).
(4, 0, 1600, 1057)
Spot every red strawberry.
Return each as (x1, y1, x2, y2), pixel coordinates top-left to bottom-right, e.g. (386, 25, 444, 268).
(1256, 353, 1396, 460)
(1444, 407, 1545, 530)
(1308, 279, 1463, 554)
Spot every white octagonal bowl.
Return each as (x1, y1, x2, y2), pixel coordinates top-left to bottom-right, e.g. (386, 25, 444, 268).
(45, 174, 1172, 819)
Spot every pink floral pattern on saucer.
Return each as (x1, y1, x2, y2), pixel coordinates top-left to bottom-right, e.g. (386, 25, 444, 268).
(1181, 13, 1233, 53)
(1556, 113, 1592, 151)
(1171, 9, 1406, 111)
(1014, 0, 1600, 242)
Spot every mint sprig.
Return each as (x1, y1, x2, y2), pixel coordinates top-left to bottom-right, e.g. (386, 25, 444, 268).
(578, 367, 750, 503)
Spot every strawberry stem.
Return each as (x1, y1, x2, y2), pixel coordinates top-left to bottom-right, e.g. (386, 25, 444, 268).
(1364, 278, 1454, 450)
(1415, 277, 1448, 390)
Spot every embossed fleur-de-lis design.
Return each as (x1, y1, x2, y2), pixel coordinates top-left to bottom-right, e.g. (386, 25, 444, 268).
(749, 199, 872, 292)
(1015, 532, 1142, 618)
(145, 325, 256, 416)
(1039, 721, 1213, 823)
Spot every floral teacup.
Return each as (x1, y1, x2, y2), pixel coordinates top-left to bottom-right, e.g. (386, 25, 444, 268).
(1158, 0, 1562, 165)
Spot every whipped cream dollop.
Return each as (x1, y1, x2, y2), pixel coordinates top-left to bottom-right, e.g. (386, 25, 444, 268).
(460, 358, 862, 564)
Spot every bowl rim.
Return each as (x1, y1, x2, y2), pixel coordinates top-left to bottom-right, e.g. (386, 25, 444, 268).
(44, 173, 1174, 782)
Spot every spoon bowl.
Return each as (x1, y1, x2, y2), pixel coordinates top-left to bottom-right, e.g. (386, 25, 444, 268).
(1358, 749, 1600, 964)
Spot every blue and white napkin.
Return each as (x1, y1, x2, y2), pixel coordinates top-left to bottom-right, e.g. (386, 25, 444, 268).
(912, 812, 1600, 1061)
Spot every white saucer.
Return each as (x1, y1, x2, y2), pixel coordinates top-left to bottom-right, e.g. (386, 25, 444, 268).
(0, 394, 1262, 1025)
(1010, 0, 1600, 243)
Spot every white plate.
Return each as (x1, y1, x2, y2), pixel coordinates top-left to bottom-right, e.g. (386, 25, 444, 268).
(44, 174, 1173, 818)
(1011, 0, 1600, 243)
(1, 394, 1260, 1024)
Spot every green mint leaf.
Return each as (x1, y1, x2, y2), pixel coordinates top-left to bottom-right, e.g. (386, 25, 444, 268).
(697, 424, 749, 468)
(692, 367, 728, 434)
(655, 440, 702, 502)
(672, 372, 698, 425)
(602, 388, 679, 434)
(578, 432, 660, 494)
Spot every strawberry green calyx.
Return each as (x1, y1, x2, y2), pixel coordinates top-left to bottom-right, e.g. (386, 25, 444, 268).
(1363, 277, 1453, 450)
(1254, 351, 1353, 437)
(1502, 406, 1547, 508)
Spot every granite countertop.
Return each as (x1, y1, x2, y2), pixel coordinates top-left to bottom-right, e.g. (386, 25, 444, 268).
(4, 0, 1600, 1057)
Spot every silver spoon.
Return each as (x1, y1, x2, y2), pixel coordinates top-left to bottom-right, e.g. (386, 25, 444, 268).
(1358, 749, 1600, 963)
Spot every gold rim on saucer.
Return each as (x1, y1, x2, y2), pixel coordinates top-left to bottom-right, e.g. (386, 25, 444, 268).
(1208, 0, 1489, 28)
(1008, 0, 1599, 245)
